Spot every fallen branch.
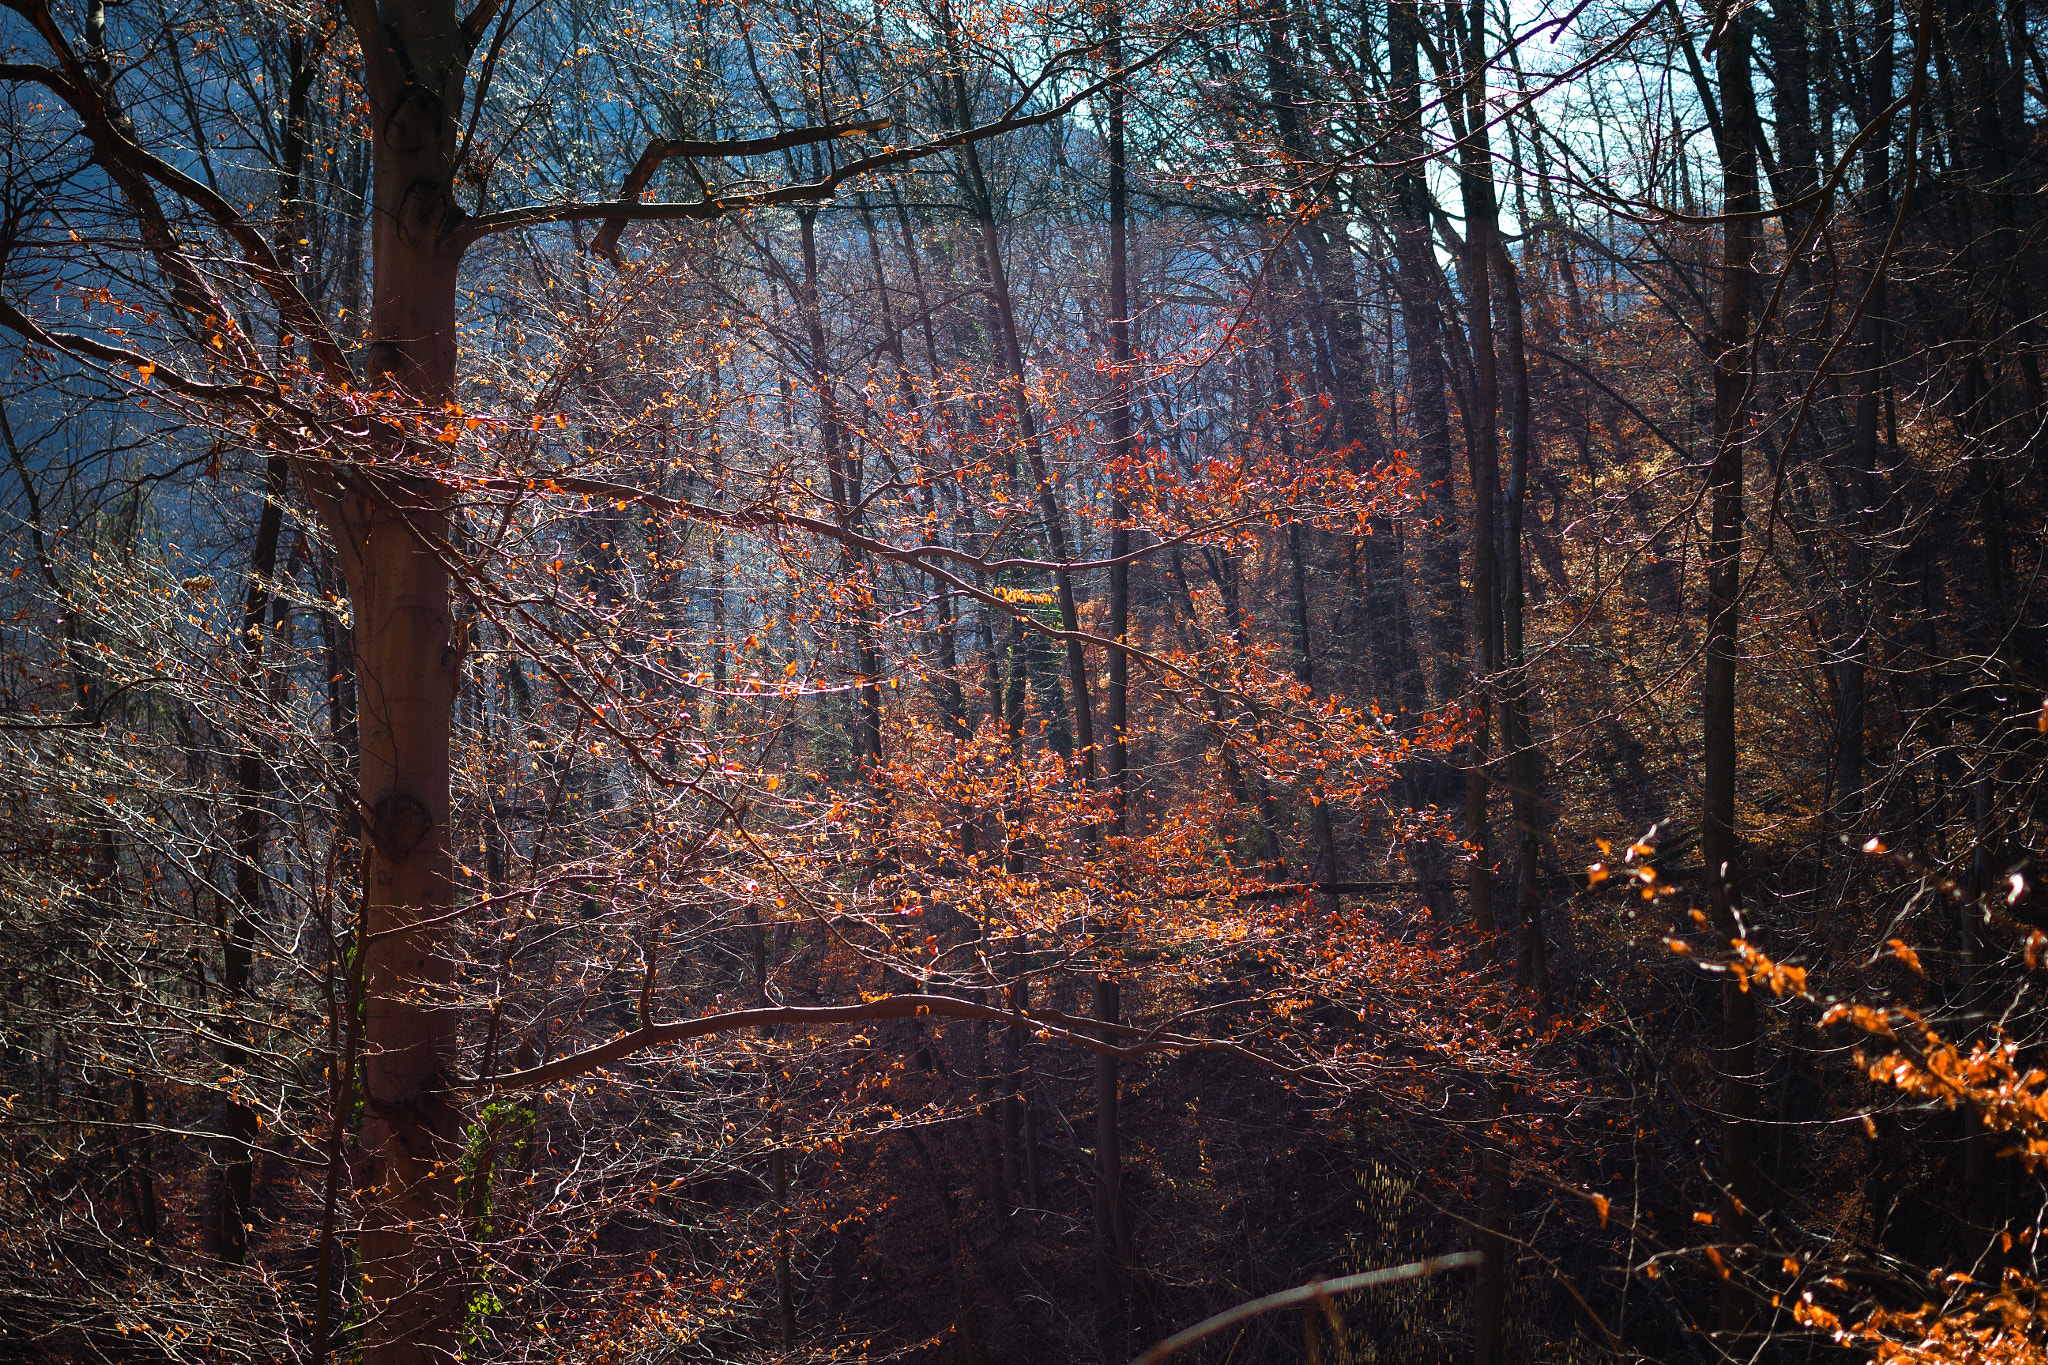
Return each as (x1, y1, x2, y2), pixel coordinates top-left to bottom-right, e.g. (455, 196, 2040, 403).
(1126, 1253, 1482, 1365)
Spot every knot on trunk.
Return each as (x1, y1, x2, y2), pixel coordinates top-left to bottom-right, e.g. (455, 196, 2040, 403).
(372, 791, 435, 861)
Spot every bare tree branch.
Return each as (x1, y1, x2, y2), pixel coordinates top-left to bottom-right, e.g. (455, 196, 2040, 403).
(589, 117, 892, 262)
(459, 46, 1176, 254)
(479, 994, 1318, 1093)
(0, 0, 353, 382)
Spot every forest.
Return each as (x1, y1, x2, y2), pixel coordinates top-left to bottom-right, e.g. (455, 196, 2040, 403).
(0, 0, 2043, 1357)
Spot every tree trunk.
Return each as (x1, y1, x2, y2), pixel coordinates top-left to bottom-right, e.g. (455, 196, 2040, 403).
(319, 12, 472, 1358)
(774, 1115, 796, 1351)
(1448, 0, 1503, 944)
(1388, 0, 1465, 920)
(1290, 527, 1341, 912)
(941, 5, 1098, 785)
(1205, 548, 1289, 876)
(1704, 4, 1762, 1350)
(207, 454, 287, 1264)
(909, 1128, 992, 1365)
(1096, 24, 1136, 1347)
(1494, 240, 1546, 999)
(1429, 10, 1514, 1361)
(1836, 0, 1894, 834)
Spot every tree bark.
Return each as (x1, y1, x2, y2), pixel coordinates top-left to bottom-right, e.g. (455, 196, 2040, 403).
(330, 475, 465, 1365)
